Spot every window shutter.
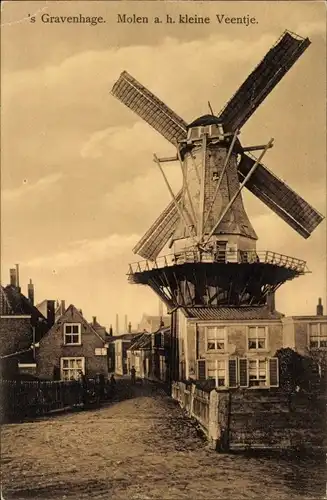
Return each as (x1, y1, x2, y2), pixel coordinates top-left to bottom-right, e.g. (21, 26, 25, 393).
(269, 357, 279, 387)
(228, 358, 237, 388)
(239, 358, 248, 387)
(198, 360, 206, 381)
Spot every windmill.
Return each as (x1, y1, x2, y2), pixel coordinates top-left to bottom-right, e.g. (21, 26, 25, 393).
(111, 30, 324, 310)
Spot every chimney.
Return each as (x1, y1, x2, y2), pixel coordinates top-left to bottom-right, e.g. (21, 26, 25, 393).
(128, 321, 132, 333)
(116, 313, 119, 335)
(109, 324, 113, 336)
(124, 314, 128, 332)
(27, 279, 34, 305)
(266, 290, 275, 313)
(47, 300, 55, 328)
(15, 264, 20, 291)
(60, 300, 66, 314)
(92, 316, 97, 325)
(9, 268, 17, 287)
(317, 298, 323, 316)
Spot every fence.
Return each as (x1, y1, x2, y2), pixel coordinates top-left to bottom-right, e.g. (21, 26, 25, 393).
(172, 381, 326, 452)
(0, 378, 114, 422)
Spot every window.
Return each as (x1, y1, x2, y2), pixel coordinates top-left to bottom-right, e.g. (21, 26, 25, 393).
(309, 323, 327, 348)
(95, 348, 107, 356)
(206, 326, 226, 351)
(248, 326, 267, 350)
(60, 357, 84, 380)
(64, 323, 81, 345)
(207, 360, 226, 387)
(249, 359, 267, 387)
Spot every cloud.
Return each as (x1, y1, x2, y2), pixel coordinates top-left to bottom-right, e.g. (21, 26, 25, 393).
(2, 172, 63, 203)
(25, 233, 140, 270)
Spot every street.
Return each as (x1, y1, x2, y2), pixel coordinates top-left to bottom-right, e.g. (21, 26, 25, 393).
(1, 381, 325, 499)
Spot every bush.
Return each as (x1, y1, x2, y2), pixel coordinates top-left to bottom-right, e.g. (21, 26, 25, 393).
(275, 348, 320, 393)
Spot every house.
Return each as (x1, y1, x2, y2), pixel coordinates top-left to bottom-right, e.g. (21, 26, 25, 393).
(0, 274, 50, 378)
(174, 305, 283, 389)
(151, 326, 170, 382)
(137, 313, 171, 333)
(36, 304, 109, 380)
(127, 333, 152, 378)
(127, 326, 171, 382)
(172, 298, 327, 390)
(282, 299, 327, 381)
(110, 333, 142, 375)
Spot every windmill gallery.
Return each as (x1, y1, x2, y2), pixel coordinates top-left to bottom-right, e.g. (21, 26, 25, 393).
(110, 31, 326, 450)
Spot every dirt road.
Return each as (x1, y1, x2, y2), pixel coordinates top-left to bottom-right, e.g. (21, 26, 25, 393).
(1, 381, 324, 499)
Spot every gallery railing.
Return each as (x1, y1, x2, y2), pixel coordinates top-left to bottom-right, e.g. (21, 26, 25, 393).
(128, 249, 307, 276)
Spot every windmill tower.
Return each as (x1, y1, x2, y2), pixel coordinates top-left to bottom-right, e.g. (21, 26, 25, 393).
(111, 31, 324, 313)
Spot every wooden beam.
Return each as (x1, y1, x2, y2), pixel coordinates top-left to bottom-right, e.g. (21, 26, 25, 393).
(156, 156, 179, 163)
(153, 154, 198, 245)
(242, 144, 274, 153)
(198, 134, 207, 240)
(176, 145, 198, 229)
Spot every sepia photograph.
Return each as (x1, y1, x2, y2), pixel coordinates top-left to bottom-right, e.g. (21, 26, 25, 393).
(1, 1, 326, 498)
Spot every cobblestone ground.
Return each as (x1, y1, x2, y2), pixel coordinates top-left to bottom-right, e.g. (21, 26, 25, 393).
(1, 381, 325, 500)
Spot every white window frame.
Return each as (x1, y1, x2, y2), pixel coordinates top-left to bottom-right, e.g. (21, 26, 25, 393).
(307, 323, 327, 349)
(205, 326, 227, 352)
(247, 325, 268, 351)
(94, 347, 107, 356)
(60, 357, 85, 380)
(63, 323, 82, 345)
(248, 358, 268, 388)
(206, 358, 228, 388)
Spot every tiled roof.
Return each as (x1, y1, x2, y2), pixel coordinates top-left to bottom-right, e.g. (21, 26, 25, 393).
(0, 285, 47, 321)
(129, 333, 151, 350)
(183, 307, 284, 321)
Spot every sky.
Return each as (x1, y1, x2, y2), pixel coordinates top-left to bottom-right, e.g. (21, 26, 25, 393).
(1, 1, 326, 331)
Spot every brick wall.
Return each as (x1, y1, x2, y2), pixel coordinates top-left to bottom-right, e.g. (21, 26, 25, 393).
(36, 307, 108, 380)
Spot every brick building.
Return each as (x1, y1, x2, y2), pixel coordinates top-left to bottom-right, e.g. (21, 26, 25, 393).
(36, 304, 109, 380)
(127, 326, 170, 382)
(111, 333, 142, 375)
(0, 278, 49, 378)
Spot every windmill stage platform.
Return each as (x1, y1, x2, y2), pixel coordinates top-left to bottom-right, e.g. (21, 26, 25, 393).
(127, 250, 308, 309)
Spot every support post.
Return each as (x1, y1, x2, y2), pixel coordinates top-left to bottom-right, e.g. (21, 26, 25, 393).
(208, 389, 220, 450)
(176, 144, 197, 228)
(153, 154, 198, 245)
(198, 134, 207, 239)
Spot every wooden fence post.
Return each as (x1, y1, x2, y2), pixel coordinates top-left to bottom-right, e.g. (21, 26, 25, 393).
(208, 389, 220, 450)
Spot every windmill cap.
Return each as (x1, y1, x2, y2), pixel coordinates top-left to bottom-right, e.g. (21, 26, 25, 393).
(187, 114, 222, 129)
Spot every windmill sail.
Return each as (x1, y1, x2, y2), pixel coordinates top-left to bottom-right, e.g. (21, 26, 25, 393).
(218, 31, 310, 132)
(133, 190, 182, 260)
(111, 71, 188, 144)
(238, 154, 324, 238)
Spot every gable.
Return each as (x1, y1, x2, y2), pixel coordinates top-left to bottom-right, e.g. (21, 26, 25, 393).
(40, 304, 105, 345)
